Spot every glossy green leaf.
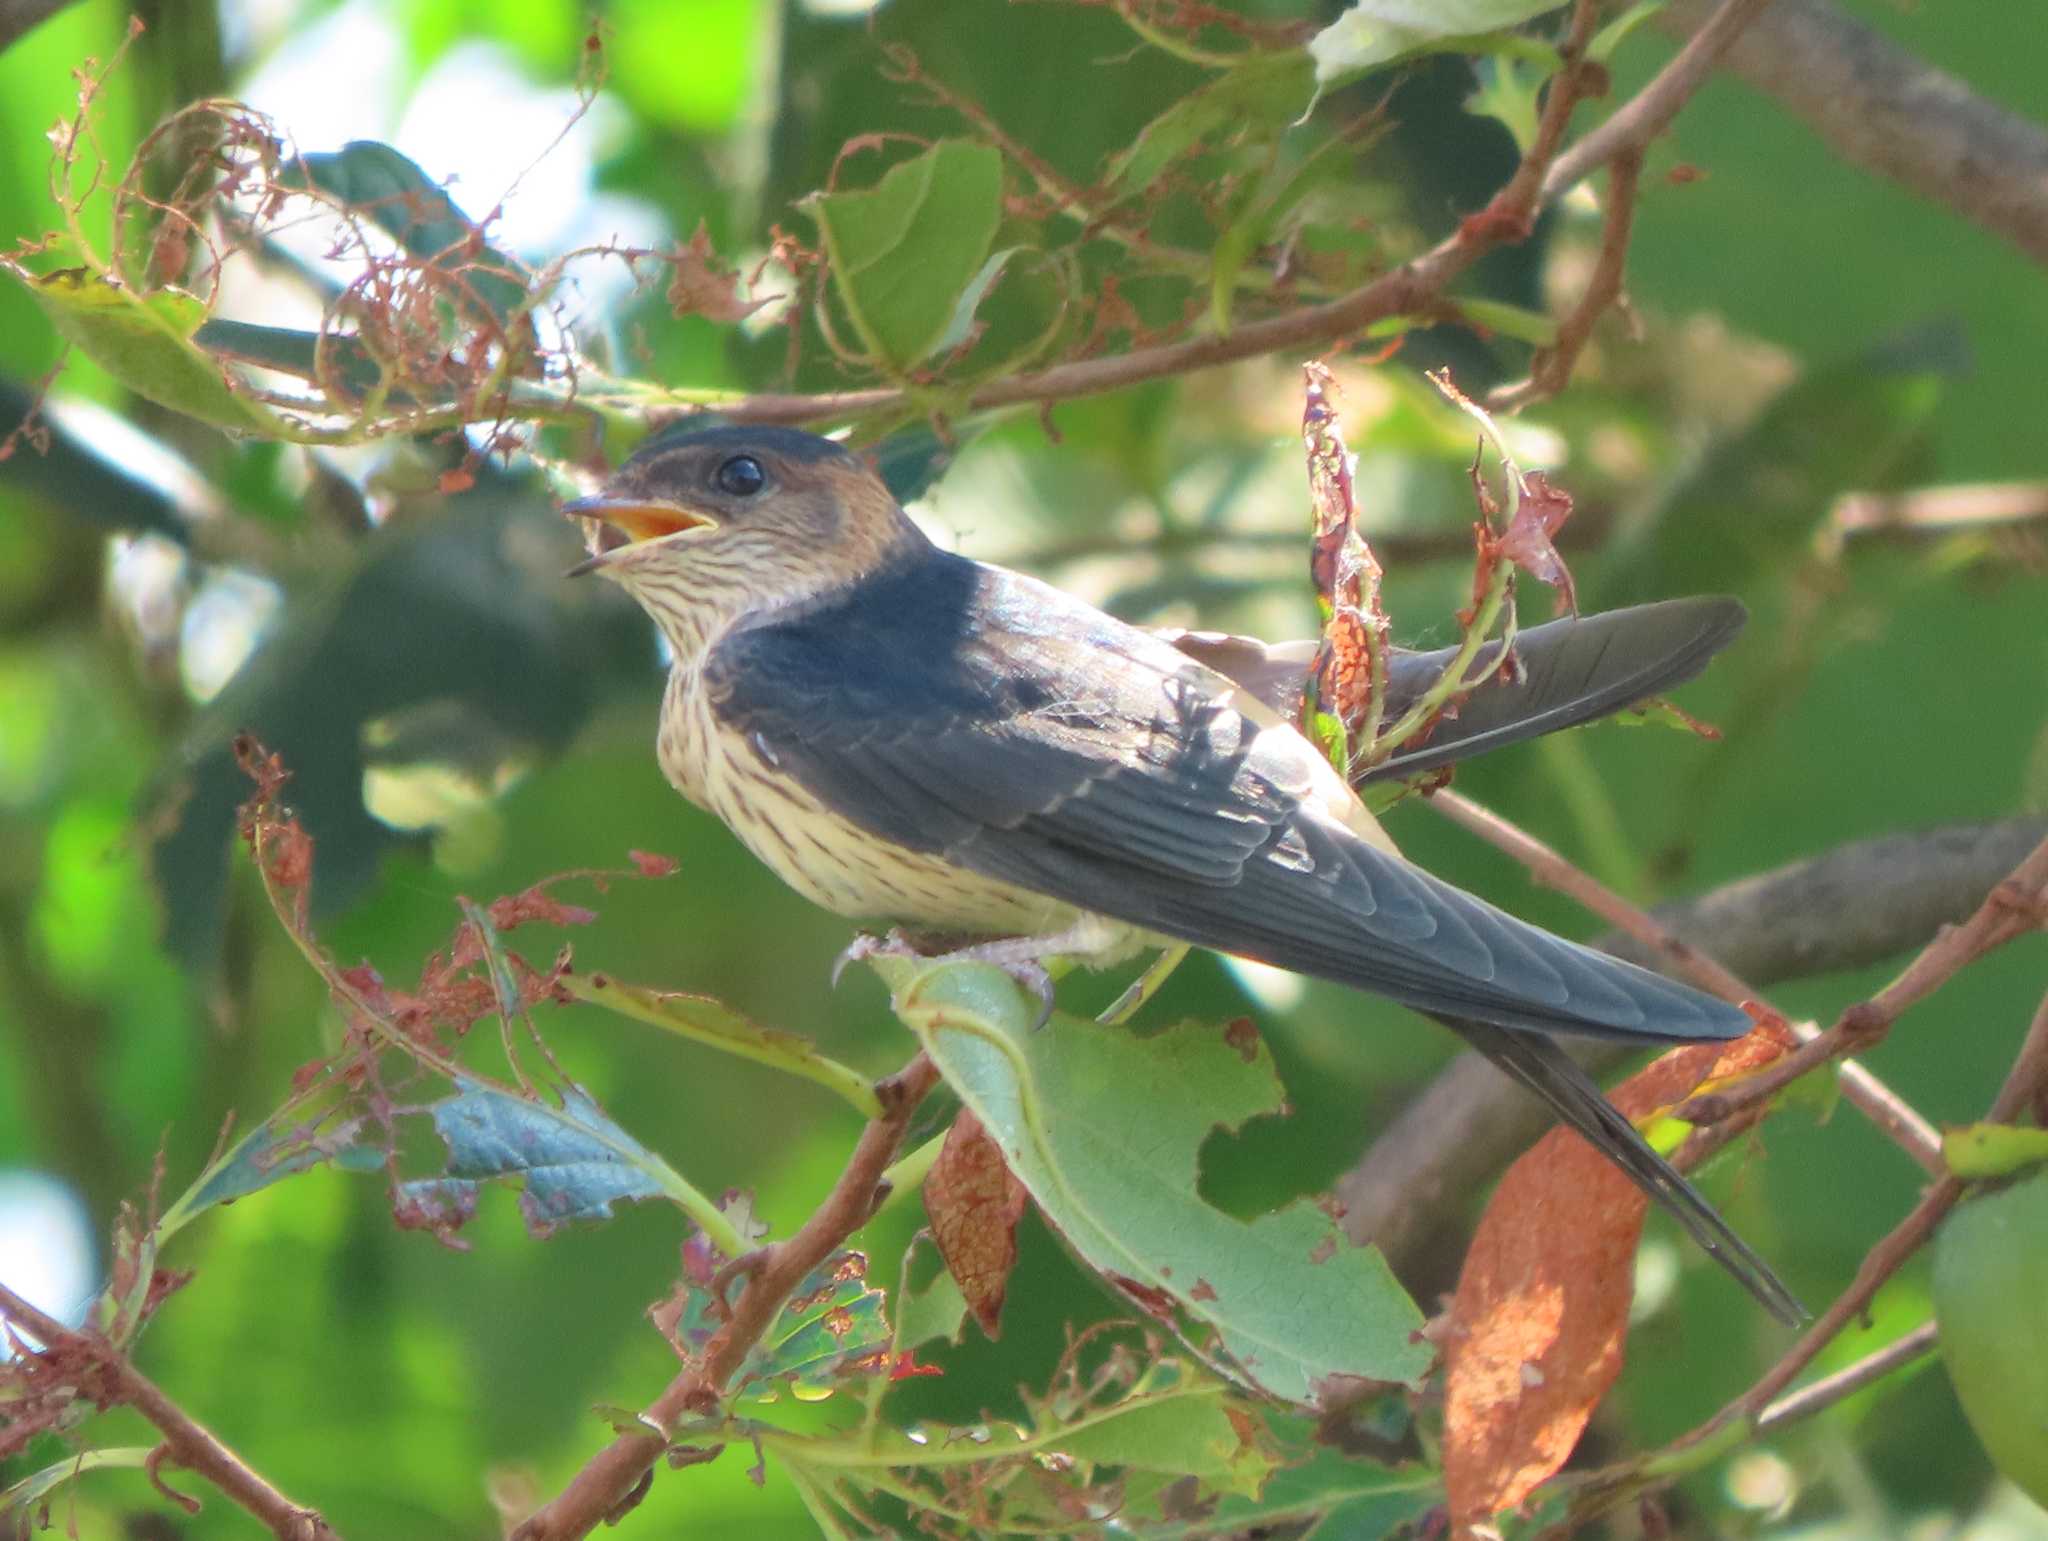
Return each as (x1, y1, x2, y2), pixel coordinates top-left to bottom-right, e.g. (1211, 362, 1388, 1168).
(0, 261, 282, 433)
(869, 958, 1430, 1405)
(1311, 0, 1566, 85)
(803, 140, 1004, 373)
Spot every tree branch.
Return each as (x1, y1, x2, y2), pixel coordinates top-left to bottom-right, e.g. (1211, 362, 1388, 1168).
(1490, 149, 1643, 411)
(0, 1282, 341, 1540)
(1657, 0, 2048, 268)
(510, 1053, 941, 1541)
(1339, 817, 2048, 1273)
(656, 0, 1775, 433)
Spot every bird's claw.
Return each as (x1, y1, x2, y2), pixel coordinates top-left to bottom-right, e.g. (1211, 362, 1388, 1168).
(831, 929, 919, 988)
(830, 930, 1057, 1027)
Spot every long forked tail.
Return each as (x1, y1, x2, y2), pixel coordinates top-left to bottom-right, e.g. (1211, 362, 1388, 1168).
(1444, 1017, 1807, 1326)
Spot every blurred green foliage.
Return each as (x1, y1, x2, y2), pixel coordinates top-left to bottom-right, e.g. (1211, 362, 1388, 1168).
(2, 0, 2045, 1537)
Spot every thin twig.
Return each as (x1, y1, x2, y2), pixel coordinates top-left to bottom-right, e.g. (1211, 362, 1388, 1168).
(0, 1282, 341, 1540)
(1755, 1320, 1939, 1431)
(510, 1053, 942, 1541)
(1490, 149, 1643, 410)
(1674, 832, 2048, 1131)
(1660, 985, 2048, 1470)
(1341, 818, 2048, 1270)
(1426, 788, 1950, 1171)
(1542, 0, 1780, 200)
(1832, 481, 2048, 539)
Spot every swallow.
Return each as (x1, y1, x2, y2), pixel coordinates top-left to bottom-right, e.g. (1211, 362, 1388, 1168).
(563, 423, 1802, 1325)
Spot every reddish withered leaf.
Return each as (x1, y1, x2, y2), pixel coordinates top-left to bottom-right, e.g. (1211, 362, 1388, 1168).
(925, 1108, 1029, 1338)
(1300, 362, 1390, 756)
(1498, 470, 1578, 615)
(1443, 1025, 1786, 1528)
(666, 222, 771, 325)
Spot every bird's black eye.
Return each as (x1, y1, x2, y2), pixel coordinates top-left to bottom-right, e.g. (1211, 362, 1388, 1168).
(715, 454, 766, 497)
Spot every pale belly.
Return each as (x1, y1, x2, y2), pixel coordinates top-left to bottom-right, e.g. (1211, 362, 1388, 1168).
(655, 670, 1139, 951)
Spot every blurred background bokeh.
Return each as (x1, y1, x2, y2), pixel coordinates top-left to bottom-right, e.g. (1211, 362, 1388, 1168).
(1, 0, 2044, 1534)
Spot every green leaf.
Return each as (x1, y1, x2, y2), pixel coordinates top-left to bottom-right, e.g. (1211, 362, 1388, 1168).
(193, 318, 394, 400)
(0, 1448, 156, 1521)
(803, 140, 1005, 373)
(281, 139, 530, 320)
(1944, 1122, 2048, 1180)
(561, 971, 883, 1116)
(396, 1078, 669, 1237)
(870, 959, 1430, 1405)
(1466, 54, 1548, 156)
(746, 1251, 893, 1398)
(1105, 53, 1316, 200)
(163, 1106, 383, 1236)
(1053, 1386, 1278, 1497)
(0, 261, 283, 434)
(1139, 1441, 1438, 1538)
(1310, 0, 1567, 86)
(1587, 0, 1667, 62)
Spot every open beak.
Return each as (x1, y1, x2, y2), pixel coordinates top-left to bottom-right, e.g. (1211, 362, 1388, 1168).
(560, 495, 720, 575)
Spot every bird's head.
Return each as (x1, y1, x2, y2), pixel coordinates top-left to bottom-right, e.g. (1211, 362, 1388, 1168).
(562, 425, 925, 651)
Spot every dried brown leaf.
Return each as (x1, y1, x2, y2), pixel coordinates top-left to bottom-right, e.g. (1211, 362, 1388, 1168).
(665, 221, 770, 325)
(1442, 1026, 1786, 1527)
(925, 1109, 1029, 1339)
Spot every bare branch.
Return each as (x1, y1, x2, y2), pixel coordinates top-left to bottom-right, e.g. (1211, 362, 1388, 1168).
(1755, 1320, 1938, 1432)
(1675, 832, 2048, 1131)
(1541, 0, 1782, 201)
(1340, 817, 2048, 1272)
(511, 1053, 942, 1541)
(1657, 0, 2048, 268)
(0, 1282, 342, 1540)
(1490, 150, 1642, 411)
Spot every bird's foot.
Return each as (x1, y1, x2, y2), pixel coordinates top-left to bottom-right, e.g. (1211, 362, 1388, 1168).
(832, 928, 1058, 1027)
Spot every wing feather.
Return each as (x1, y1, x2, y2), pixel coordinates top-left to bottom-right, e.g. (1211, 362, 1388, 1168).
(704, 552, 1748, 1043)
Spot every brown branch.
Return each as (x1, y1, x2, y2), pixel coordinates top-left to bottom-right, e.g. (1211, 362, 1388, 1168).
(1541, 0, 1780, 201)
(1426, 789, 1950, 1168)
(650, 0, 1774, 435)
(1656, 0, 2048, 268)
(1489, 149, 1642, 410)
(1339, 817, 2048, 1271)
(1753, 1319, 1938, 1432)
(0, 1282, 341, 1540)
(1674, 983, 2048, 1451)
(510, 1053, 941, 1541)
(1833, 481, 2048, 540)
(1674, 833, 2048, 1130)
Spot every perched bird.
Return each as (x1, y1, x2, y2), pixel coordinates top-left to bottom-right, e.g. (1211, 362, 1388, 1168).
(564, 424, 1802, 1326)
